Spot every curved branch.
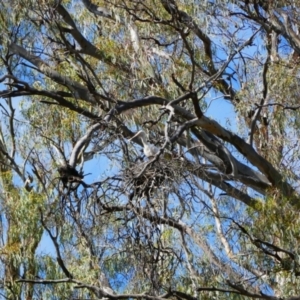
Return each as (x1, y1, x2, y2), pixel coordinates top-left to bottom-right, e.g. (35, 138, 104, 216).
(69, 123, 103, 168)
(0, 85, 99, 120)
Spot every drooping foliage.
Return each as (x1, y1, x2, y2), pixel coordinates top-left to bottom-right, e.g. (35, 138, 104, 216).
(1, 0, 300, 299)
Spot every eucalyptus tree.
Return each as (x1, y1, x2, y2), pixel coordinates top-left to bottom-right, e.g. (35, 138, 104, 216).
(1, 0, 300, 299)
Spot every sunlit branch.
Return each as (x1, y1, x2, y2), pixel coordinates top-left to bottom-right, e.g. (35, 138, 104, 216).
(69, 123, 103, 168)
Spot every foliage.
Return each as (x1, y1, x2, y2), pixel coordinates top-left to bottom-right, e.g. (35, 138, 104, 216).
(1, 0, 300, 299)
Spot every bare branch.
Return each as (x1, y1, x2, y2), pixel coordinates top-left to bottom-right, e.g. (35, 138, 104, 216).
(69, 123, 103, 168)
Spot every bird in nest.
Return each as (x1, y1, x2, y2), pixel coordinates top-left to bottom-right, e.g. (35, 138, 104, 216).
(57, 163, 84, 188)
(128, 130, 159, 158)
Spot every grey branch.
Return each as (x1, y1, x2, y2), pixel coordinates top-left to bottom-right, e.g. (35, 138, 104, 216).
(69, 123, 103, 168)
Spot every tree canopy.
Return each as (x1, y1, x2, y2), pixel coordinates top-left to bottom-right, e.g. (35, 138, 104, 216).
(1, 0, 300, 299)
